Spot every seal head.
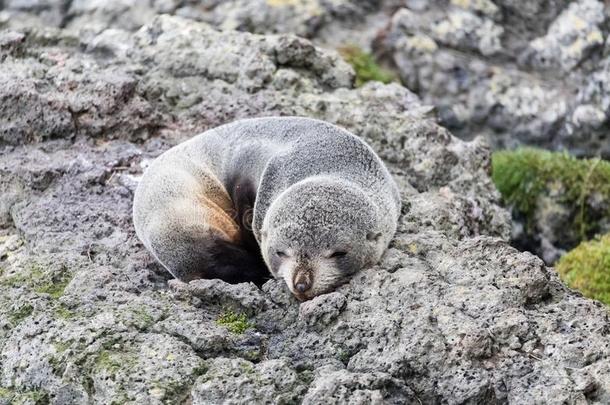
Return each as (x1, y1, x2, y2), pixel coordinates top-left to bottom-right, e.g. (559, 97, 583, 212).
(259, 176, 385, 301)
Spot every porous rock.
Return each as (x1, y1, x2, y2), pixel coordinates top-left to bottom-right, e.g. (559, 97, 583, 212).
(4, 1, 610, 158)
(382, 0, 610, 157)
(0, 15, 609, 405)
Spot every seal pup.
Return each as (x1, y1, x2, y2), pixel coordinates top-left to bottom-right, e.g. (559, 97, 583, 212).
(133, 117, 401, 300)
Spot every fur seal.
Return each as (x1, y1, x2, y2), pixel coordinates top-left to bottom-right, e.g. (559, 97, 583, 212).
(133, 117, 401, 300)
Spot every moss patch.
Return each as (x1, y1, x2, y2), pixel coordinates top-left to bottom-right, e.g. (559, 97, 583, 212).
(129, 307, 155, 331)
(93, 349, 137, 376)
(338, 45, 397, 87)
(54, 340, 72, 353)
(337, 349, 351, 364)
(35, 270, 72, 299)
(95, 350, 123, 374)
(0, 388, 12, 399)
(216, 311, 253, 334)
(556, 233, 610, 305)
(492, 148, 610, 239)
(0, 388, 48, 405)
(9, 304, 33, 326)
(1, 262, 72, 300)
(54, 305, 76, 320)
(1, 264, 44, 289)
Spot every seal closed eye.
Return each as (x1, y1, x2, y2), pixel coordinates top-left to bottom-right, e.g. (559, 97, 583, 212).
(132, 116, 401, 300)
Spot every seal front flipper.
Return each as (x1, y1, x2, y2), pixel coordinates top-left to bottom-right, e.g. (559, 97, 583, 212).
(206, 239, 271, 286)
(148, 216, 270, 285)
(225, 174, 261, 259)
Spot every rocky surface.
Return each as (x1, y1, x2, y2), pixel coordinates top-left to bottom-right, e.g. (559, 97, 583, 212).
(381, 0, 610, 157)
(0, 0, 390, 42)
(3, 0, 610, 158)
(1, 14, 610, 404)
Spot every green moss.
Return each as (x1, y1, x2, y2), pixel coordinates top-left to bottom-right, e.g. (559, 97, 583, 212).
(0, 388, 48, 405)
(216, 311, 252, 334)
(93, 347, 137, 376)
(130, 307, 155, 331)
(556, 233, 610, 305)
(0, 388, 13, 399)
(34, 268, 72, 299)
(20, 390, 48, 405)
(54, 305, 75, 320)
(338, 45, 397, 87)
(94, 351, 123, 374)
(337, 349, 351, 364)
(95, 350, 121, 374)
(48, 355, 65, 377)
(242, 350, 261, 362)
(1, 264, 43, 289)
(1, 262, 72, 300)
(238, 361, 254, 375)
(492, 148, 610, 239)
(49, 339, 74, 376)
(54, 340, 72, 353)
(192, 364, 208, 377)
(9, 304, 33, 326)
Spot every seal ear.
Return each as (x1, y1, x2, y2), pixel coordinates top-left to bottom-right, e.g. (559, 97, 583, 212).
(366, 231, 382, 242)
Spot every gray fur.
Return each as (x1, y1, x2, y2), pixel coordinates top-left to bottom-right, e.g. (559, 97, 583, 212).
(133, 117, 401, 299)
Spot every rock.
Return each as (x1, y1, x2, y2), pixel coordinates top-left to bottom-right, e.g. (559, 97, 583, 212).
(431, 9, 504, 56)
(169, 279, 266, 315)
(301, 366, 415, 404)
(0, 13, 610, 405)
(298, 292, 347, 326)
(571, 104, 607, 129)
(520, 0, 605, 71)
(205, 0, 378, 39)
(4, 0, 610, 158)
(192, 357, 307, 404)
(0, 0, 384, 41)
(382, 0, 610, 157)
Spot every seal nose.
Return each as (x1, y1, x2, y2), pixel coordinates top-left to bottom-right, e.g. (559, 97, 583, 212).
(294, 271, 312, 293)
(295, 281, 311, 293)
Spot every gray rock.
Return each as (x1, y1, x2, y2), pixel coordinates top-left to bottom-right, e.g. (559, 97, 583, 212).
(4, 0, 610, 158)
(398, 0, 610, 159)
(169, 279, 266, 315)
(520, 0, 605, 71)
(0, 0, 384, 40)
(298, 292, 347, 326)
(0, 14, 609, 405)
(192, 357, 307, 404)
(301, 366, 415, 404)
(382, 1, 610, 157)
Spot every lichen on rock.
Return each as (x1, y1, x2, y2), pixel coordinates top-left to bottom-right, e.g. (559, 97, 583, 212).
(521, 0, 605, 71)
